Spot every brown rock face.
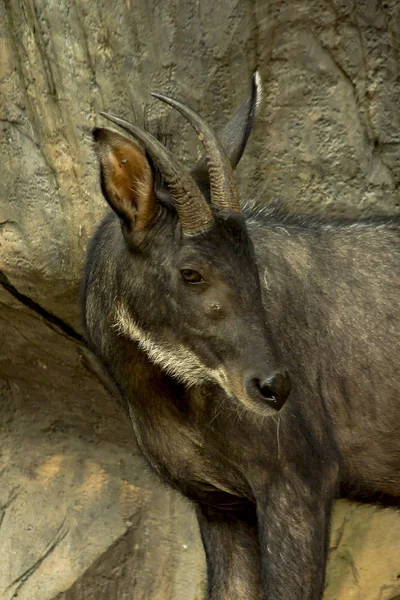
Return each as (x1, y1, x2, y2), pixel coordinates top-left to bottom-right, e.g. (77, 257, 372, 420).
(0, 0, 399, 598)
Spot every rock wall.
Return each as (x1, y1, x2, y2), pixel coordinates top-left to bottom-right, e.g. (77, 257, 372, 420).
(0, 0, 399, 598)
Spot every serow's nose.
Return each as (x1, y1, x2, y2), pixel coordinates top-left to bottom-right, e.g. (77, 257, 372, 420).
(245, 370, 291, 411)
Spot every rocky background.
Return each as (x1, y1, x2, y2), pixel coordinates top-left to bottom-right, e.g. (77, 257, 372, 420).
(1, 0, 400, 598)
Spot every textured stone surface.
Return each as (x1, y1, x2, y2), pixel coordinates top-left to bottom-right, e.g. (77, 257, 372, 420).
(326, 502, 400, 600)
(0, 0, 399, 598)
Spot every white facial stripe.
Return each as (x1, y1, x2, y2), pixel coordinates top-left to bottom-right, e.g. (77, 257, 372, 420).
(254, 70, 263, 112)
(112, 305, 273, 418)
(114, 304, 216, 387)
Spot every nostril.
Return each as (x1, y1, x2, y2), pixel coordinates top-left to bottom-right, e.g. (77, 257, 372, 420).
(255, 379, 278, 402)
(247, 370, 291, 411)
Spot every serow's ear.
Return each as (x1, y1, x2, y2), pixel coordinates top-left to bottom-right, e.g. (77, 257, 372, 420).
(93, 128, 158, 234)
(191, 71, 262, 186)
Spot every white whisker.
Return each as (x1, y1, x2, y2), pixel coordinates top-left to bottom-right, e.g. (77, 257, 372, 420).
(276, 226, 290, 236)
(276, 416, 281, 459)
(263, 269, 269, 290)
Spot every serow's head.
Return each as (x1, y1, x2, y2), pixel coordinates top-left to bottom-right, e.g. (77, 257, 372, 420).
(93, 73, 291, 416)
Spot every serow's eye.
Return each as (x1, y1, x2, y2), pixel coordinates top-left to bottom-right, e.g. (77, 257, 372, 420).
(181, 269, 204, 284)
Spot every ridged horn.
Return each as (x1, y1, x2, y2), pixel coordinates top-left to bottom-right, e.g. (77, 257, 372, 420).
(151, 93, 241, 214)
(193, 71, 262, 179)
(99, 112, 214, 236)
